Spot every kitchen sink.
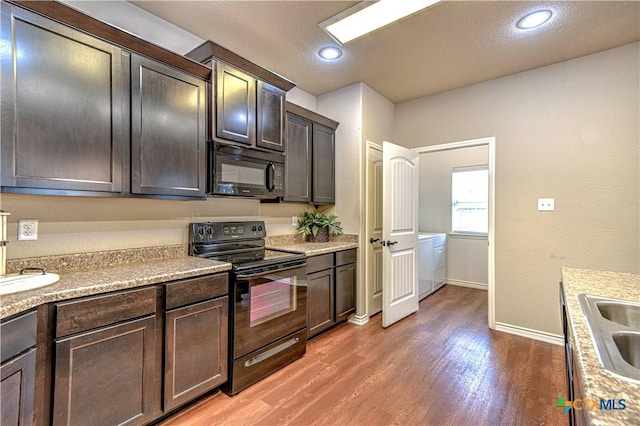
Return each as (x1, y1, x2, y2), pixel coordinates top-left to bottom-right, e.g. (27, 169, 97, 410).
(612, 333, 640, 370)
(596, 301, 640, 328)
(579, 294, 640, 382)
(0, 272, 60, 296)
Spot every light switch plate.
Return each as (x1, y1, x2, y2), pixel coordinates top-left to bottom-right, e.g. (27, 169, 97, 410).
(18, 219, 38, 240)
(538, 198, 554, 211)
(292, 216, 299, 227)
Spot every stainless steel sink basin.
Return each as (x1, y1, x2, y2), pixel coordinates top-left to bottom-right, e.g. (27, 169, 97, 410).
(612, 332, 640, 369)
(597, 301, 640, 328)
(579, 294, 640, 383)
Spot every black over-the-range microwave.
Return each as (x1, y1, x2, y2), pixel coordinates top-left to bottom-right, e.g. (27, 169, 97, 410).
(208, 142, 285, 199)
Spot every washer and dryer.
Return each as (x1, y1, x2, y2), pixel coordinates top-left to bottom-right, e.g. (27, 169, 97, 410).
(418, 233, 447, 300)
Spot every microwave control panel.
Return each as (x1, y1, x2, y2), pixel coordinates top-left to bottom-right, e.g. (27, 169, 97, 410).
(274, 164, 284, 192)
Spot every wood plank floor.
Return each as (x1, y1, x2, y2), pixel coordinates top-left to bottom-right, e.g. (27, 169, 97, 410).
(160, 285, 566, 426)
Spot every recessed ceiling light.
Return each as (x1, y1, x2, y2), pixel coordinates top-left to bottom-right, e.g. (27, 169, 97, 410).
(516, 10, 553, 29)
(320, 0, 442, 45)
(319, 46, 343, 60)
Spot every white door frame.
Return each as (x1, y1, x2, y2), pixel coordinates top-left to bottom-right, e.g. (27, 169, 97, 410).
(413, 137, 496, 329)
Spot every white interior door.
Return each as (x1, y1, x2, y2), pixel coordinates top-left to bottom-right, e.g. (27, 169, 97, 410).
(382, 141, 419, 327)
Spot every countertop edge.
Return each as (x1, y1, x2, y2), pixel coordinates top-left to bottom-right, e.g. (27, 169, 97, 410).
(561, 267, 640, 425)
(269, 242, 358, 256)
(1, 258, 231, 320)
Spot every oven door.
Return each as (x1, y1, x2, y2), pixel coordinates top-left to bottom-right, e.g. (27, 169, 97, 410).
(232, 264, 307, 359)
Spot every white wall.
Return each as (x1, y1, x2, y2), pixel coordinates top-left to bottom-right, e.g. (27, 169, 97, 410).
(418, 146, 489, 288)
(0, 193, 309, 259)
(394, 42, 640, 336)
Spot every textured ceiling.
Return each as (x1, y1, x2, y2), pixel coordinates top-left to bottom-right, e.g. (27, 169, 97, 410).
(131, 1, 640, 103)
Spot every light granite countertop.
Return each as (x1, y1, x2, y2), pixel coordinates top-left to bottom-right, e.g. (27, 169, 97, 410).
(561, 267, 640, 425)
(270, 241, 358, 256)
(0, 256, 230, 320)
(0, 237, 358, 320)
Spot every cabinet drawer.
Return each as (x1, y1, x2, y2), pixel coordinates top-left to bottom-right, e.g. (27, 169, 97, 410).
(335, 249, 357, 267)
(165, 274, 228, 310)
(434, 244, 446, 270)
(307, 253, 333, 274)
(1, 311, 37, 363)
(55, 287, 157, 338)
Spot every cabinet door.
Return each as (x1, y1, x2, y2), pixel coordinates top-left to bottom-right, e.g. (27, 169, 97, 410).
(1, 349, 36, 426)
(215, 62, 255, 145)
(307, 269, 335, 338)
(53, 316, 156, 426)
(257, 81, 285, 152)
(164, 297, 228, 410)
(284, 114, 312, 202)
(335, 263, 357, 323)
(131, 54, 206, 198)
(312, 124, 336, 204)
(0, 4, 126, 194)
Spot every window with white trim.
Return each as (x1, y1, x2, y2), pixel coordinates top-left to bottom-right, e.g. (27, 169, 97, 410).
(451, 166, 488, 234)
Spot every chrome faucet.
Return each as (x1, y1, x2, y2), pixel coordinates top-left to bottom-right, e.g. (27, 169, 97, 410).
(1, 211, 9, 277)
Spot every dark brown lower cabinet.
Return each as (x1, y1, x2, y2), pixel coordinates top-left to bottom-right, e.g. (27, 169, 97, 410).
(307, 249, 357, 339)
(1, 349, 36, 426)
(307, 267, 335, 338)
(335, 262, 356, 323)
(53, 315, 156, 426)
(164, 296, 228, 410)
(0, 310, 37, 426)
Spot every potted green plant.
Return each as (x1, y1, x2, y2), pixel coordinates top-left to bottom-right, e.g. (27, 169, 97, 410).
(297, 210, 343, 243)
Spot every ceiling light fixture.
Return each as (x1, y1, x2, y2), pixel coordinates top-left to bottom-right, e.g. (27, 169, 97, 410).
(319, 46, 343, 60)
(320, 0, 442, 45)
(516, 10, 553, 29)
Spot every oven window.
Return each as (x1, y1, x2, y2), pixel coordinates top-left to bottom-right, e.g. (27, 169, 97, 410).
(250, 275, 297, 327)
(220, 163, 264, 186)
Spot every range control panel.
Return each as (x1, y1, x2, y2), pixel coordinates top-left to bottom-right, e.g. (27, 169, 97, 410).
(190, 221, 266, 243)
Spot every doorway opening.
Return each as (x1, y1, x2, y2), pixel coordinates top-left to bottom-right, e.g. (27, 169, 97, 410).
(364, 137, 496, 329)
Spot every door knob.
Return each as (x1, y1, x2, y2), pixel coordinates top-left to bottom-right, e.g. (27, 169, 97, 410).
(385, 240, 398, 246)
(369, 238, 380, 244)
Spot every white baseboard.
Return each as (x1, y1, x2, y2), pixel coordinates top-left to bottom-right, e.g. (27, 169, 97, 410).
(495, 322, 563, 346)
(348, 314, 369, 326)
(446, 279, 488, 291)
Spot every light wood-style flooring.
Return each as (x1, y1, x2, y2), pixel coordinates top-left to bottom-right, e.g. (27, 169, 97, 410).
(160, 285, 566, 426)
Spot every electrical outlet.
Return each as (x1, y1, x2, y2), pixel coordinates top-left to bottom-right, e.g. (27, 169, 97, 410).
(537, 198, 554, 212)
(18, 220, 38, 241)
(292, 216, 299, 227)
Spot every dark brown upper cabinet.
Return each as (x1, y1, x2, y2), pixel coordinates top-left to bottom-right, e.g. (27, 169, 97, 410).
(0, 2, 211, 199)
(312, 123, 336, 205)
(215, 63, 286, 152)
(285, 103, 339, 205)
(131, 54, 206, 198)
(284, 114, 313, 202)
(187, 41, 293, 152)
(0, 4, 127, 195)
(257, 81, 286, 152)
(215, 62, 256, 146)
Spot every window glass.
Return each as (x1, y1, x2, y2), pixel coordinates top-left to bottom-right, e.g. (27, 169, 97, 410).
(452, 166, 488, 234)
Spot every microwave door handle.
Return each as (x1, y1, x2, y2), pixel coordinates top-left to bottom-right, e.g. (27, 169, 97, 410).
(266, 162, 275, 192)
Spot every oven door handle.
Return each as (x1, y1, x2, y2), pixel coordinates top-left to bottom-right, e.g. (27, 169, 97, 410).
(235, 263, 306, 280)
